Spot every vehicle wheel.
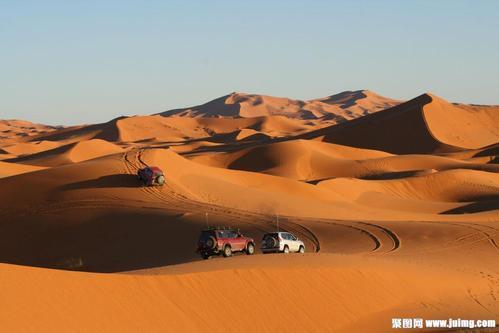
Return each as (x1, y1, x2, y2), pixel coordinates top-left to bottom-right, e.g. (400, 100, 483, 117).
(299, 246, 305, 254)
(156, 175, 165, 185)
(206, 236, 217, 250)
(223, 245, 232, 257)
(201, 254, 210, 260)
(283, 245, 289, 254)
(246, 243, 255, 255)
(265, 237, 277, 248)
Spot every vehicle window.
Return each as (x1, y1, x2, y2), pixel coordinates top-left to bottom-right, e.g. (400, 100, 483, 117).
(217, 231, 225, 238)
(281, 233, 289, 240)
(289, 234, 297, 241)
(262, 233, 278, 240)
(199, 231, 215, 241)
(220, 231, 236, 238)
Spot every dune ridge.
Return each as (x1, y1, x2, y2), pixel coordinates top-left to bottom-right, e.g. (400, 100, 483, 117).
(0, 119, 60, 147)
(160, 90, 400, 120)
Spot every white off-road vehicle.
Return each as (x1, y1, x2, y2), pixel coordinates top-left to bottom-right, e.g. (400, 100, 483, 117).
(261, 232, 305, 254)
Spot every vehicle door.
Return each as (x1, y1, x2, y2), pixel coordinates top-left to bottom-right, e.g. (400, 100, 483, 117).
(231, 230, 246, 251)
(288, 233, 299, 252)
(280, 233, 290, 250)
(145, 168, 153, 184)
(217, 230, 229, 249)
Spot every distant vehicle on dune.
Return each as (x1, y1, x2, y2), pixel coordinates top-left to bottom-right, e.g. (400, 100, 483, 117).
(261, 232, 305, 254)
(137, 166, 165, 186)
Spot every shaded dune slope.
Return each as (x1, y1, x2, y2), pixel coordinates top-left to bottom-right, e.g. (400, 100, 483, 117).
(299, 93, 498, 154)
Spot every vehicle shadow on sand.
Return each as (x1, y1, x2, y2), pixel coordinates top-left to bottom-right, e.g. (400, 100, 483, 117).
(59, 174, 140, 190)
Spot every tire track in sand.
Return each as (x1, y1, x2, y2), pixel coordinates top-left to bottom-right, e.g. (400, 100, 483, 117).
(356, 222, 401, 253)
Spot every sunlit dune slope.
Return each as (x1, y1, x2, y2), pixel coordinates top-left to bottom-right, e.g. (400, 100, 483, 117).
(190, 139, 498, 181)
(5, 139, 123, 167)
(318, 169, 499, 213)
(0, 254, 496, 333)
(0, 140, 61, 156)
(0, 161, 46, 178)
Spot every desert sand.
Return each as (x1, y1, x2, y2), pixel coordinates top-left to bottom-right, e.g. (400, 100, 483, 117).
(0, 91, 497, 332)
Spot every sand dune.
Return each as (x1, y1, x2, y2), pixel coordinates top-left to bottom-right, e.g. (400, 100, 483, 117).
(310, 90, 400, 118)
(190, 139, 497, 180)
(28, 115, 315, 149)
(423, 94, 499, 149)
(318, 169, 499, 213)
(0, 161, 46, 178)
(0, 151, 17, 161)
(1, 90, 498, 332)
(190, 139, 390, 179)
(1, 140, 61, 156)
(27, 119, 123, 144)
(300, 93, 499, 154)
(0, 119, 59, 147)
(161, 90, 400, 120)
(1, 254, 497, 333)
(6, 139, 123, 167)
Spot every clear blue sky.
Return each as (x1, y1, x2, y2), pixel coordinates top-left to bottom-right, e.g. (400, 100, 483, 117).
(1, 0, 498, 125)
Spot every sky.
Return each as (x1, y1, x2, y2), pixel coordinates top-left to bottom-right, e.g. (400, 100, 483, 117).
(1, 0, 498, 125)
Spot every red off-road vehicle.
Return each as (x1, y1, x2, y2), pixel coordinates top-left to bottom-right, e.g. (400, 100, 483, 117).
(137, 166, 165, 186)
(197, 228, 255, 259)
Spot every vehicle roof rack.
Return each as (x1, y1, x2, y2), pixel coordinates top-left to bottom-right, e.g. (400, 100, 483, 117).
(204, 226, 233, 231)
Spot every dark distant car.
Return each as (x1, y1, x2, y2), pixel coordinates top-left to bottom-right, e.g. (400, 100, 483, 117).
(197, 228, 255, 259)
(137, 166, 165, 186)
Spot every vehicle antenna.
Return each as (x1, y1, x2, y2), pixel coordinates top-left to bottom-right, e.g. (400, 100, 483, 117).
(205, 212, 209, 228)
(276, 214, 279, 232)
